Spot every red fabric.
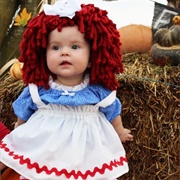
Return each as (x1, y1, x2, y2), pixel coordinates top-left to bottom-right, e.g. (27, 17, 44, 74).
(0, 122, 10, 141)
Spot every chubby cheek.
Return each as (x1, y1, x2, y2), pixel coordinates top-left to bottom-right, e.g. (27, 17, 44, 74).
(46, 55, 57, 71)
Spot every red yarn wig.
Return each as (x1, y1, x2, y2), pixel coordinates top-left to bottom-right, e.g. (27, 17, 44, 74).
(19, 4, 123, 90)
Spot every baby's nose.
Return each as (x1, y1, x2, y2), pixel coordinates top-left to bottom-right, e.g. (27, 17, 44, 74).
(61, 47, 70, 56)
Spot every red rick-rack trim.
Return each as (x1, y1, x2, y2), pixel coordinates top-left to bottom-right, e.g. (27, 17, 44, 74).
(0, 142, 127, 179)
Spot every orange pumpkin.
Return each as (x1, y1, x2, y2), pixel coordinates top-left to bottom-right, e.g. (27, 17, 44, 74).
(118, 24, 152, 54)
(1, 168, 20, 180)
(10, 59, 23, 80)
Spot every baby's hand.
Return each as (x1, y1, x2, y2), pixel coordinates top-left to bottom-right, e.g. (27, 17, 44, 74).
(119, 128, 133, 143)
(14, 122, 19, 129)
(14, 118, 26, 129)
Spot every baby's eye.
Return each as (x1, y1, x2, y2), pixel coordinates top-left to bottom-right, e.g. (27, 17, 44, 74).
(72, 45, 80, 49)
(52, 45, 60, 50)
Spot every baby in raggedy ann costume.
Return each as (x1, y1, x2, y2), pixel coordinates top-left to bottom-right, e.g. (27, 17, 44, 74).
(0, 0, 133, 179)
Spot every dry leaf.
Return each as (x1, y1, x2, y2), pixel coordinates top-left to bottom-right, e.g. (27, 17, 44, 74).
(14, 8, 32, 26)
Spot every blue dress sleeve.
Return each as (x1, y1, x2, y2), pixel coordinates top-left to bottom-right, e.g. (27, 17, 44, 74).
(12, 86, 37, 121)
(99, 97, 122, 123)
(88, 85, 122, 122)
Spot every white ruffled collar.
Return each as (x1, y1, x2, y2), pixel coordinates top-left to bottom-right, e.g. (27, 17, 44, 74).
(49, 75, 89, 91)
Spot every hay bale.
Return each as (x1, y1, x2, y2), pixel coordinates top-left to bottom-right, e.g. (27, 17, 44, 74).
(0, 53, 179, 179)
(117, 53, 179, 180)
(0, 73, 24, 130)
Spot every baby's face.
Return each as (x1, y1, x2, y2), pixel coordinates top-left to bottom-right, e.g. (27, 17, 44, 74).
(46, 25, 91, 86)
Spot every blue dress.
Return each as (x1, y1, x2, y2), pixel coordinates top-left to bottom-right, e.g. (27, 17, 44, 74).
(0, 76, 129, 180)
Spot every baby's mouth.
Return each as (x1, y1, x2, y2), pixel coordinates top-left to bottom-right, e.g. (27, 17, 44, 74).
(60, 61, 71, 65)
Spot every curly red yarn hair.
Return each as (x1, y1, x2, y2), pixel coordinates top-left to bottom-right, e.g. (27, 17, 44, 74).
(19, 4, 123, 90)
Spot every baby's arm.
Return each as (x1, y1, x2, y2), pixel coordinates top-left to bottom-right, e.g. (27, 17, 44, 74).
(14, 118, 26, 129)
(111, 115, 133, 143)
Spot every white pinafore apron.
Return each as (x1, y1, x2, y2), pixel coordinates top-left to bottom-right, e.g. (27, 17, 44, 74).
(0, 84, 128, 180)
